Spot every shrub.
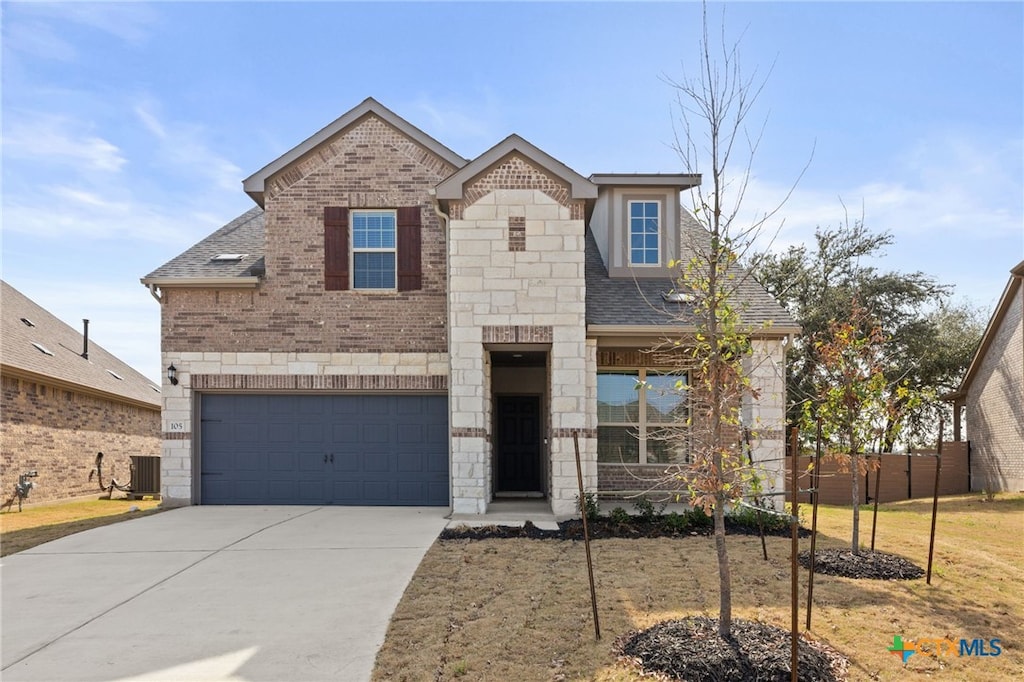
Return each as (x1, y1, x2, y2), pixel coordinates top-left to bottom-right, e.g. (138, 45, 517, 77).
(608, 507, 631, 524)
(663, 511, 689, 531)
(727, 504, 789, 532)
(632, 497, 666, 522)
(576, 491, 600, 521)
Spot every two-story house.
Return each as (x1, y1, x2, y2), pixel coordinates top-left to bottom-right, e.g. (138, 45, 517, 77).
(142, 98, 797, 516)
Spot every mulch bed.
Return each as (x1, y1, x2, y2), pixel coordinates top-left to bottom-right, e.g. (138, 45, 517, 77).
(798, 548, 925, 580)
(618, 616, 849, 682)
(440, 518, 809, 541)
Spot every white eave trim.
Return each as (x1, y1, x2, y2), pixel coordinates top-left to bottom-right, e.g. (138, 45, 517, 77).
(242, 98, 467, 207)
(140, 277, 261, 289)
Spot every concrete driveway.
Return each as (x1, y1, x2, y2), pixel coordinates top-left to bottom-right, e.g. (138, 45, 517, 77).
(1, 506, 448, 681)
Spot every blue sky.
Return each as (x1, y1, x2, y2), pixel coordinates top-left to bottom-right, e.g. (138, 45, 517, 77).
(2, 1, 1022, 383)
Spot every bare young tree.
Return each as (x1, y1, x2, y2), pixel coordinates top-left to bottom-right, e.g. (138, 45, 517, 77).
(655, 4, 808, 638)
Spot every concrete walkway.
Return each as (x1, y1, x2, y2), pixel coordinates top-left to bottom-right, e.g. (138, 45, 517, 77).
(1, 506, 448, 682)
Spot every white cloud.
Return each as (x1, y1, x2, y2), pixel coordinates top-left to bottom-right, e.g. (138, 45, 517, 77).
(3, 2, 158, 59)
(411, 92, 504, 153)
(134, 101, 243, 192)
(2, 115, 127, 172)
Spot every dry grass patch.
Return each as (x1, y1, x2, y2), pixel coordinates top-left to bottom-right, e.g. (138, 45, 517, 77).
(0, 497, 163, 556)
(373, 494, 1023, 681)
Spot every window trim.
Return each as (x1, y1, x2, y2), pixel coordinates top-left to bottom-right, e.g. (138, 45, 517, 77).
(350, 209, 398, 291)
(627, 199, 661, 267)
(597, 367, 689, 465)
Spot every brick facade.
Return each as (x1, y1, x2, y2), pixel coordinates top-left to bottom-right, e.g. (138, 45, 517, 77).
(1, 375, 160, 505)
(966, 283, 1024, 492)
(162, 114, 454, 356)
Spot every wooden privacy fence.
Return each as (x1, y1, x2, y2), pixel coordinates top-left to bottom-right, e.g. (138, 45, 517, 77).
(786, 441, 970, 505)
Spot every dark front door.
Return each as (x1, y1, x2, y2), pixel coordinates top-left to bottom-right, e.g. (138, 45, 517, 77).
(496, 396, 542, 493)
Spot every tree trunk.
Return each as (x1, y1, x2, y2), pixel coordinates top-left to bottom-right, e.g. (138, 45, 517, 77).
(714, 492, 731, 638)
(851, 452, 860, 555)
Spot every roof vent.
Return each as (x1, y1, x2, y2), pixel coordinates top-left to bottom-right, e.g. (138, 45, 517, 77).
(662, 291, 694, 303)
(211, 253, 247, 262)
(32, 342, 54, 356)
(107, 370, 124, 381)
(20, 317, 35, 327)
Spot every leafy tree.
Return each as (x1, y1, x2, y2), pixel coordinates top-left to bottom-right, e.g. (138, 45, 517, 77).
(802, 301, 926, 553)
(751, 218, 967, 448)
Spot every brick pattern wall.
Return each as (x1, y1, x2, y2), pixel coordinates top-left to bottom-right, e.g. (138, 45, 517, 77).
(785, 442, 970, 505)
(966, 284, 1024, 492)
(463, 154, 572, 208)
(191, 373, 446, 391)
(162, 114, 456, 355)
(481, 325, 553, 344)
(508, 216, 526, 251)
(1, 375, 160, 504)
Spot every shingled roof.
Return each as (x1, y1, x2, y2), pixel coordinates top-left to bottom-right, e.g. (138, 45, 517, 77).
(1, 281, 161, 408)
(141, 208, 265, 284)
(585, 212, 799, 332)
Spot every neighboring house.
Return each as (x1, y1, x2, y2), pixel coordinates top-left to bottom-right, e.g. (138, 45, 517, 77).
(1, 281, 162, 505)
(141, 98, 797, 516)
(945, 261, 1024, 493)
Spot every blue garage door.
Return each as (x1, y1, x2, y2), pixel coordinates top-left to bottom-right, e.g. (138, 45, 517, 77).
(200, 394, 448, 505)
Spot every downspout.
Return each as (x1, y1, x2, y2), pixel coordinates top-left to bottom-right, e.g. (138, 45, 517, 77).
(428, 188, 455, 516)
(147, 283, 162, 303)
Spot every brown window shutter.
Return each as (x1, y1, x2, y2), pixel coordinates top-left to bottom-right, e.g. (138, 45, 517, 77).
(324, 207, 349, 290)
(396, 206, 422, 291)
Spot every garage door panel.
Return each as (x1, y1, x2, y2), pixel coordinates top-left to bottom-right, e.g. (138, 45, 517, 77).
(298, 423, 324, 443)
(268, 423, 295, 442)
(362, 425, 391, 444)
(397, 452, 425, 473)
(332, 424, 359, 443)
(362, 453, 391, 473)
(201, 394, 448, 505)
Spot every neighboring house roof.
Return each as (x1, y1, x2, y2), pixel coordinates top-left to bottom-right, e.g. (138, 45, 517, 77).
(242, 98, 468, 207)
(435, 134, 598, 201)
(945, 260, 1024, 402)
(1, 281, 161, 409)
(584, 213, 800, 334)
(141, 208, 266, 287)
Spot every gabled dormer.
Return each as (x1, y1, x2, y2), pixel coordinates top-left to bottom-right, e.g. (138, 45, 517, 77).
(587, 173, 700, 279)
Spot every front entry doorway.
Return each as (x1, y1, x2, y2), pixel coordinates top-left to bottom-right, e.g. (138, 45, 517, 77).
(495, 395, 542, 494)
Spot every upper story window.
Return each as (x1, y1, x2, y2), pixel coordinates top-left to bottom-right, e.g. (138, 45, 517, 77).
(628, 200, 660, 265)
(352, 210, 397, 289)
(324, 206, 422, 292)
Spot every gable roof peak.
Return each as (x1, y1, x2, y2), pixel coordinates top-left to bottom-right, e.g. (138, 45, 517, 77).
(435, 133, 597, 201)
(242, 98, 468, 207)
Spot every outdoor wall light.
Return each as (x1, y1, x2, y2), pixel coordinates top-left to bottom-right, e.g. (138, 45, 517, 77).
(167, 364, 179, 386)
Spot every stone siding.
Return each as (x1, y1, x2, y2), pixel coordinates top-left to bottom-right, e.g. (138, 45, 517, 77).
(966, 284, 1024, 492)
(447, 159, 594, 515)
(1, 375, 160, 504)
